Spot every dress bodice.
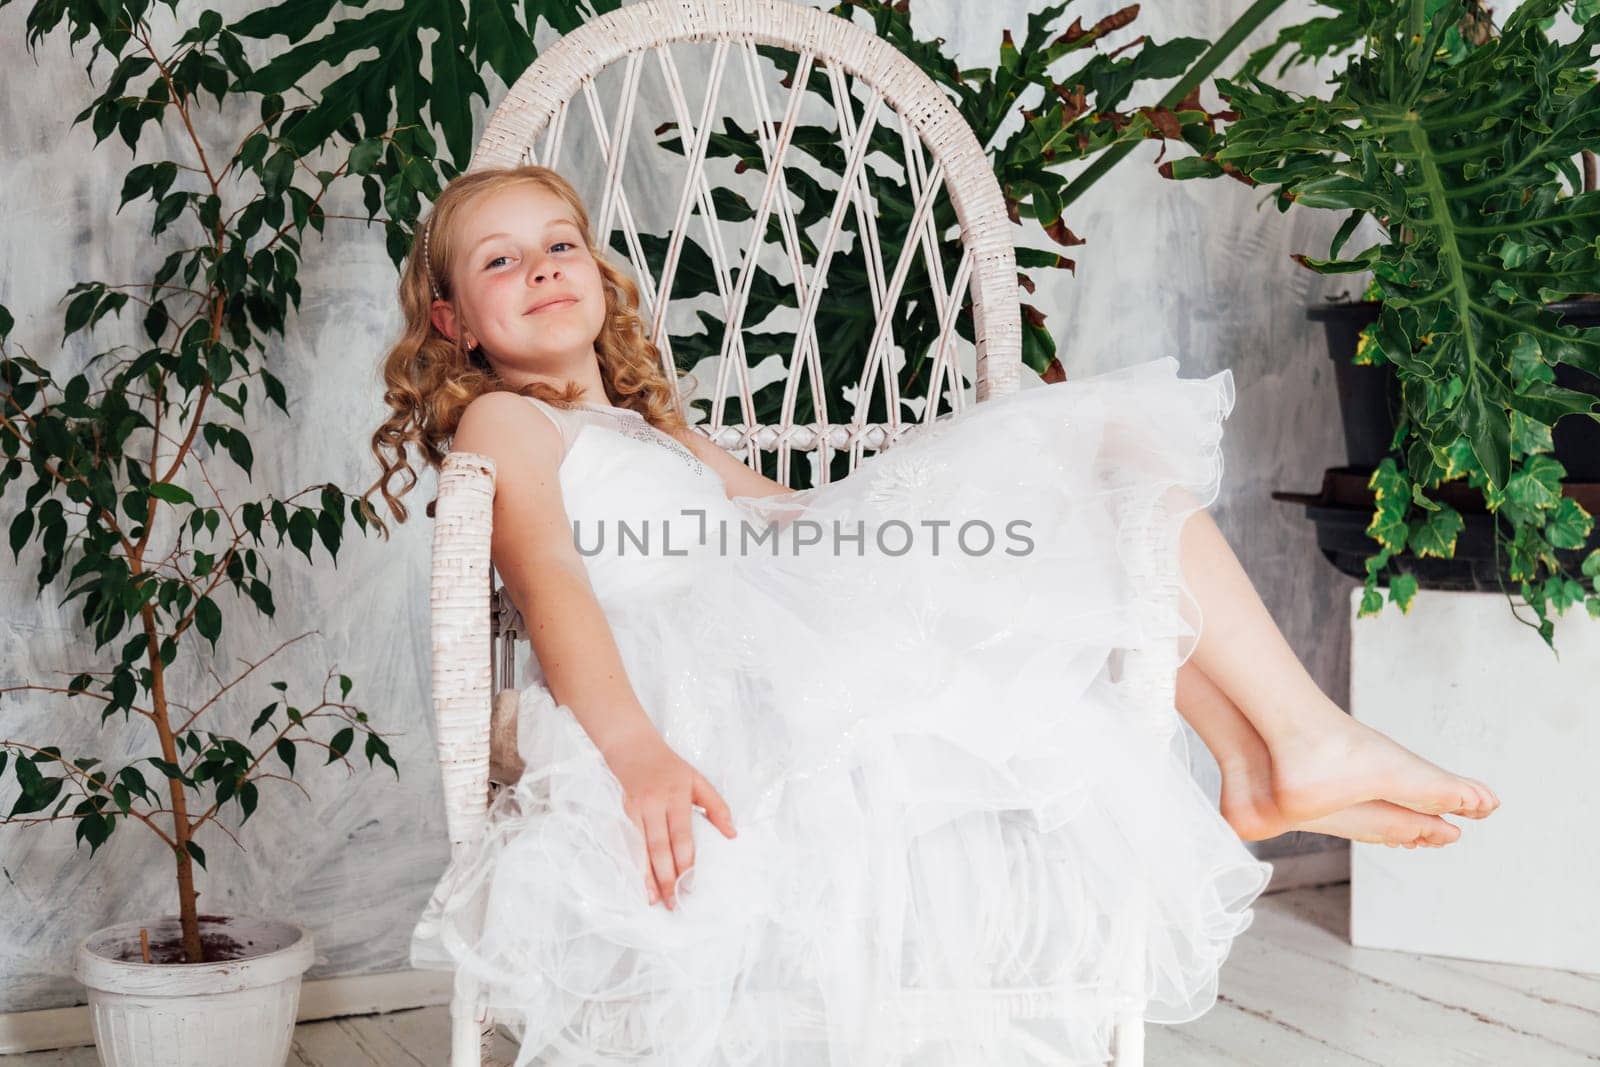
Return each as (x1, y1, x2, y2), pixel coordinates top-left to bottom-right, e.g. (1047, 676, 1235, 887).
(512, 396, 758, 686)
(526, 398, 710, 477)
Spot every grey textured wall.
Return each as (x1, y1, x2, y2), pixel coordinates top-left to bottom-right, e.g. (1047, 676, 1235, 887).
(0, 0, 1354, 1013)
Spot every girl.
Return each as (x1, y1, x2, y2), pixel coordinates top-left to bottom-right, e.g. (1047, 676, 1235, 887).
(366, 165, 1497, 1065)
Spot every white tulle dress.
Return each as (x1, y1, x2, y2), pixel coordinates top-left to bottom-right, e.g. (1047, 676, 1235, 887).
(411, 356, 1273, 1065)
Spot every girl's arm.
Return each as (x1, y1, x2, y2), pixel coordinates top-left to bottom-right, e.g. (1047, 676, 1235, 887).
(453, 393, 735, 909)
(457, 392, 654, 754)
(670, 424, 799, 501)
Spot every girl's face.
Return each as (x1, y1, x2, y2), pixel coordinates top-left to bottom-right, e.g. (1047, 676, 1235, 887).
(432, 184, 608, 382)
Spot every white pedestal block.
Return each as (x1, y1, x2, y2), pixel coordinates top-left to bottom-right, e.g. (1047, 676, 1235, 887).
(1348, 587, 1600, 972)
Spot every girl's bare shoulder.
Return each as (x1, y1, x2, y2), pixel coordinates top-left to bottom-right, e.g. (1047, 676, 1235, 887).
(453, 391, 564, 467)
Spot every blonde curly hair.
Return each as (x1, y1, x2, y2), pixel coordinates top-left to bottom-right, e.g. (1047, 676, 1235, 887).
(361, 164, 689, 536)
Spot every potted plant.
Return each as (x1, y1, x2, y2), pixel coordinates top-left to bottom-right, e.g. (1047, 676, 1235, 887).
(0, 6, 397, 1063)
(1158, 0, 1600, 973)
(1164, 0, 1600, 647)
(1289, 288, 1600, 595)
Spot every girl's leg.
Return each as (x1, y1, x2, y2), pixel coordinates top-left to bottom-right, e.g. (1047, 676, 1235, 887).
(1175, 657, 1461, 847)
(1172, 496, 1498, 825)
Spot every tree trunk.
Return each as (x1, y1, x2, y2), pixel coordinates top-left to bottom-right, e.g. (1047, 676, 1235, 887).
(142, 602, 203, 963)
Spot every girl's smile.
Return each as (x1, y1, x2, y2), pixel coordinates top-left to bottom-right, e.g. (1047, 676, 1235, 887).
(528, 296, 578, 315)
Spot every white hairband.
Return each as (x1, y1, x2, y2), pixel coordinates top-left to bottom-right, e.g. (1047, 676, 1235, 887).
(420, 217, 440, 302)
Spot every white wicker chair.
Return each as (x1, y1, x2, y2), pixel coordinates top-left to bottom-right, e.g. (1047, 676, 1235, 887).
(428, 1, 1179, 1062)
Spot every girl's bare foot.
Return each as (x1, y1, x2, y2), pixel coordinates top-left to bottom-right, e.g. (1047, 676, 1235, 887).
(1218, 756, 1289, 842)
(1294, 800, 1461, 848)
(1219, 756, 1461, 846)
(1174, 506, 1498, 831)
(1268, 705, 1499, 826)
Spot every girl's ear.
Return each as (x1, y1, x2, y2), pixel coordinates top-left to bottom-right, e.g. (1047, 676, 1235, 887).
(430, 300, 476, 350)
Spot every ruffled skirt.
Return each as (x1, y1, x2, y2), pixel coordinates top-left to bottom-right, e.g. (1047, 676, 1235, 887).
(412, 357, 1273, 1065)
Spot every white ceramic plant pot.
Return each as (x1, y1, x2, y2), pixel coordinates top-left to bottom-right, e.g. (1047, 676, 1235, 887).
(74, 915, 314, 1067)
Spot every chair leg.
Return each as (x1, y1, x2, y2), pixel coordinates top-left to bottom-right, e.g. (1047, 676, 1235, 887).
(1112, 1013, 1145, 1067)
(450, 977, 485, 1067)
(1109, 882, 1149, 1067)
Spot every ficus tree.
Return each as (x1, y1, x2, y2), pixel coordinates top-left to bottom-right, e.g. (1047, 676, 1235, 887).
(0, 1, 401, 963)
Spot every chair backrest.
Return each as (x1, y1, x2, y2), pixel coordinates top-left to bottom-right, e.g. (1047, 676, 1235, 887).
(432, 0, 1024, 849)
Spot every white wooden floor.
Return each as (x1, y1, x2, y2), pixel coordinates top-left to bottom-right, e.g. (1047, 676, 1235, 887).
(12, 883, 1598, 1065)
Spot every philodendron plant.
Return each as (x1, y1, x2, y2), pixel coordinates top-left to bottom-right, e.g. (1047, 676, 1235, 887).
(1167, 0, 1600, 647)
(225, 0, 1289, 486)
(0, 2, 395, 963)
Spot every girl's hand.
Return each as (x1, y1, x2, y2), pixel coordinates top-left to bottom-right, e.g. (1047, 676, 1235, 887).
(600, 728, 737, 909)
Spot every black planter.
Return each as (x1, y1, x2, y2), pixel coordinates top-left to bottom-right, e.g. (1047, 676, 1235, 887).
(1275, 468, 1600, 591)
(1280, 299, 1600, 588)
(1306, 299, 1600, 479)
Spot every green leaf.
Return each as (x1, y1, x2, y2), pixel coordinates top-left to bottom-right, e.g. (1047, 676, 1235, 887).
(225, 429, 254, 478)
(250, 703, 277, 735)
(75, 812, 114, 852)
(347, 137, 383, 175)
(9, 510, 34, 559)
(364, 732, 397, 775)
(147, 482, 195, 506)
(1366, 460, 1411, 553)
(1545, 497, 1593, 550)
(194, 596, 222, 644)
(238, 781, 259, 820)
(9, 774, 63, 817)
(261, 370, 287, 413)
(237, 1, 485, 170)
(999, 29, 1019, 74)
(184, 840, 207, 870)
(1463, 381, 1511, 493)
(64, 289, 99, 336)
(315, 509, 341, 559)
(1359, 583, 1385, 615)
(1205, 2, 1600, 640)
(1410, 503, 1464, 559)
(326, 727, 354, 763)
(287, 509, 314, 561)
(1388, 572, 1419, 613)
(1504, 455, 1565, 513)
(148, 758, 189, 785)
(276, 738, 297, 774)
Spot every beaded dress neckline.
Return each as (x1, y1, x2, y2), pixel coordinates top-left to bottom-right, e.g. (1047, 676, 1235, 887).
(563, 399, 706, 476)
(573, 400, 637, 417)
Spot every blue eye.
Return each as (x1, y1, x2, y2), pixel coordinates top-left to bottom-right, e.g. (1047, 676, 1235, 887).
(485, 242, 575, 270)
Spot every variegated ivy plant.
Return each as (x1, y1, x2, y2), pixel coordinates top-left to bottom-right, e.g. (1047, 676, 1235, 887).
(1166, 0, 1600, 648)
